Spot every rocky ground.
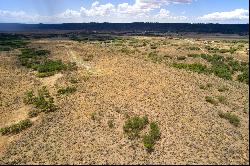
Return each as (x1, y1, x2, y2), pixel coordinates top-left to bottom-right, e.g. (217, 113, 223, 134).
(0, 37, 249, 164)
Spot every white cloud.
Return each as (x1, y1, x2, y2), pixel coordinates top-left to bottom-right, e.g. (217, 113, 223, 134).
(154, 9, 187, 22)
(56, 9, 81, 19)
(81, 1, 116, 17)
(0, 10, 40, 22)
(117, 0, 192, 15)
(0, 0, 192, 23)
(154, 9, 170, 19)
(198, 8, 249, 21)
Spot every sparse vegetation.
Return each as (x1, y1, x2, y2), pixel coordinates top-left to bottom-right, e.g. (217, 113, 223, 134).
(218, 112, 240, 127)
(237, 70, 249, 84)
(174, 53, 248, 83)
(24, 87, 57, 113)
(0, 119, 32, 135)
(172, 63, 208, 73)
(57, 86, 77, 95)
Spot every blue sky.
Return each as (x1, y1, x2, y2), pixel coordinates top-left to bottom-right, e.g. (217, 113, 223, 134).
(0, 0, 249, 23)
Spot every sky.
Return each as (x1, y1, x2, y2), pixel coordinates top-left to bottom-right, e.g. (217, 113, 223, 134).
(0, 0, 249, 24)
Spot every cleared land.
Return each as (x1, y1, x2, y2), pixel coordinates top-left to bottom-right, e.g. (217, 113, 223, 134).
(0, 34, 249, 164)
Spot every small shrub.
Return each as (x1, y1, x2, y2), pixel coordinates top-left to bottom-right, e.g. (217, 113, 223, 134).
(143, 134, 155, 151)
(123, 116, 149, 139)
(218, 112, 240, 127)
(143, 122, 160, 152)
(23, 91, 35, 104)
(148, 52, 163, 63)
(66, 62, 78, 71)
(187, 54, 200, 58)
(188, 46, 200, 50)
(83, 54, 94, 61)
(150, 45, 157, 49)
(205, 96, 218, 105)
(206, 83, 213, 88)
(0, 119, 32, 135)
(36, 72, 55, 78)
(57, 86, 77, 95)
(200, 83, 212, 90)
(37, 60, 67, 73)
(28, 110, 40, 118)
(70, 78, 78, 84)
(218, 85, 229, 92)
(91, 112, 98, 121)
(217, 96, 227, 104)
(237, 71, 249, 84)
(108, 120, 114, 128)
(177, 56, 186, 60)
(199, 85, 206, 90)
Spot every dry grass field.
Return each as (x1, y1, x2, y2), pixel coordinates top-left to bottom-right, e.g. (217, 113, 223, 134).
(0, 34, 249, 164)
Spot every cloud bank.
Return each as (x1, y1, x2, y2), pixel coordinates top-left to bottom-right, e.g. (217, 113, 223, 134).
(0, 1, 248, 23)
(198, 8, 249, 22)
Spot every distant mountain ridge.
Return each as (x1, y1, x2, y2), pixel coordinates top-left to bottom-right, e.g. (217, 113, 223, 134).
(0, 23, 248, 34)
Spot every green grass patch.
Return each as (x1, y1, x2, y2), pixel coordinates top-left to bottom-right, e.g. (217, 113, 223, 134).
(0, 119, 32, 135)
(37, 60, 67, 73)
(210, 63, 232, 80)
(237, 70, 249, 84)
(218, 112, 240, 127)
(18, 48, 76, 77)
